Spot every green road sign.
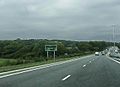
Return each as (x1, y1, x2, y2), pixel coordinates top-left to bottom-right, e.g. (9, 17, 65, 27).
(45, 45, 57, 52)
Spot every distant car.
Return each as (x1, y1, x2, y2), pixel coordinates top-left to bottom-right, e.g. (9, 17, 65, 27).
(115, 50, 118, 54)
(101, 51, 105, 55)
(95, 52, 99, 56)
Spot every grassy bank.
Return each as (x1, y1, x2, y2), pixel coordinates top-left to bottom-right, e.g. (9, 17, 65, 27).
(0, 52, 93, 73)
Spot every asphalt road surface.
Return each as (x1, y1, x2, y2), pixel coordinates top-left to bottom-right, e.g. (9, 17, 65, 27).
(0, 55, 120, 87)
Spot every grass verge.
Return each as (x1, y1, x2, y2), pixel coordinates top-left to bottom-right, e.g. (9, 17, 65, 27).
(0, 53, 92, 73)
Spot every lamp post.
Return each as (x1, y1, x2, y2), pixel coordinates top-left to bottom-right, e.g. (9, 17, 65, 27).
(112, 24, 116, 47)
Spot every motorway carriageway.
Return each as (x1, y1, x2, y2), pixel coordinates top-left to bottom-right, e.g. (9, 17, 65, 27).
(0, 55, 120, 87)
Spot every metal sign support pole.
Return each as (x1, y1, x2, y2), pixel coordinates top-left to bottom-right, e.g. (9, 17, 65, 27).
(47, 51, 49, 58)
(54, 51, 55, 62)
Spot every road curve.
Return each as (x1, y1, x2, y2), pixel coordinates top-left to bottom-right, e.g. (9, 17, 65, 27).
(0, 55, 120, 87)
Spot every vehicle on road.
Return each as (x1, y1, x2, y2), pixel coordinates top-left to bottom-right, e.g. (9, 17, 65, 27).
(101, 51, 105, 55)
(95, 52, 99, 56)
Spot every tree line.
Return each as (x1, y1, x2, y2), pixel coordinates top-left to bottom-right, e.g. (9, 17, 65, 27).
(0, 39, 113, 61)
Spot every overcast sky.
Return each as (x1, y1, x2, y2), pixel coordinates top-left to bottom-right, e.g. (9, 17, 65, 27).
(0, 0, 120, 41)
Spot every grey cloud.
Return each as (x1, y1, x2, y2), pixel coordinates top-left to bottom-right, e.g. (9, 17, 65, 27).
(0, 0, 120, 41)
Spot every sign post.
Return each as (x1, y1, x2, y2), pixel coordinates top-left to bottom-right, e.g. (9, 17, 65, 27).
(45, 45, 57, 62)
(54, 51, 55, 62)
(47, 51, 49, 58)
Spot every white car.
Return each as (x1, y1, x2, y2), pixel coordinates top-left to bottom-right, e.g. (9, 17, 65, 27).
(95, 52, 99, 56)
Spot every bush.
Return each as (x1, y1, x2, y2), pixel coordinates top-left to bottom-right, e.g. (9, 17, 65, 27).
(0, 59, 34, 67)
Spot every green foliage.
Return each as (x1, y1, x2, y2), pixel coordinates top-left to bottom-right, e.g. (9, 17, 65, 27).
(0, 59, 33, 67)
(0, 39, 112, 67)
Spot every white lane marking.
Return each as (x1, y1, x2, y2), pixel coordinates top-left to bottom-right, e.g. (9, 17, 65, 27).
(0, 66, 51, 79)
(83, 64, 86, 67)
(113, 58, 120, 61)
(0, 55, 93, 79)
(111, 59, 120, 64)
(62, 75, 71, 81)
(107, 56, 120, 64)
(89, 61, 92, 63)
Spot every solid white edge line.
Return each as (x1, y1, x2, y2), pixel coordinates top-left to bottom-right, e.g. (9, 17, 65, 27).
(62, 75, 71, 81)
(113, 58, 120, 61)
(0, 55, 92, 75)
(107, 56, 120, 64)
(0, 55, 93, 79)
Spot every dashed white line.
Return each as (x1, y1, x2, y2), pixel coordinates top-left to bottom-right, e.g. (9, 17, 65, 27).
(83, 64, 86, 67)
(62, 75, 71, 81)
(89, 61, 92, 63)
